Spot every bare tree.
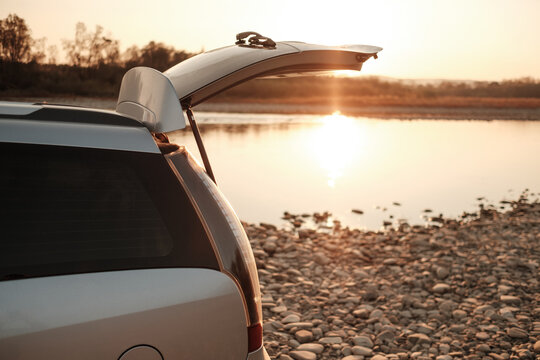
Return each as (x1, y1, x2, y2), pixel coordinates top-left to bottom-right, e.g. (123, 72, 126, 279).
(63, 22, 120, 67)
(31, 37, 47, 63)
(47, 45, 58, 64)
(0, 14, 33, 63)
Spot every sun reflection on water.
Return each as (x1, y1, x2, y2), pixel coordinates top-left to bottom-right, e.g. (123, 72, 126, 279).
(310, 111, 366, 188)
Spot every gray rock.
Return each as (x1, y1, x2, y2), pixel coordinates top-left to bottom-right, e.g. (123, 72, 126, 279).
(284, 322, 314, 330)
(416, 323, 435, 334)
(351, 345, 372, 356)
(452, 309, 467, 319)
(369, 309, 383, 319)
(477, 344, 490, 352)
(297, 343, 324, 354)
(314, 252, 331, 265)
(435, 356, 452, 360)
(295, 330, 314, 343)
(352, 309, 370, 319)
(352, 335, 373, 348)
(319, 336, 342, 344)
(283, 314, 301, 323)
(506, 327, 528, 339)
(439, 343, 450, 354)
(475, 331, 490, 340)
(432, 283, 451, 293)
(436, 267, 449, 279)
(500, 295, 521, 305)
(272, 305, 288, 313)
(408, 333, 432, 345)
(377, 330, 395, 341)
(439, 300, 457, 313)
(289, 350, 317, 360)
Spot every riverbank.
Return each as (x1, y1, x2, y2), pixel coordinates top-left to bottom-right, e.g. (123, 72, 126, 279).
(3, 96, 540, 120)
(245, 195, 540, 360)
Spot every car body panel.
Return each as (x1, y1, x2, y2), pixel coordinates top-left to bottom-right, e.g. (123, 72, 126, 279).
(166, 148, 262, 326)
(0, 268, 247, 360)
(164, 41, 382, 106)
(0, 103, 160, 153)
(116, 67, 187, 132)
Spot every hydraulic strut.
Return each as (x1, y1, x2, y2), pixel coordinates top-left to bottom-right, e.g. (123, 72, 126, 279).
(186, 108, 216, 184)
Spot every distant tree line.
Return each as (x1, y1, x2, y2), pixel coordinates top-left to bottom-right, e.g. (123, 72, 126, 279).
(0, 14, 195, 96)
(215, 76, 540, 102)
(1, 14, 539, 100)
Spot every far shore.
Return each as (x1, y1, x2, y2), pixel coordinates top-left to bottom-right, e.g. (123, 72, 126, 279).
(3, 96, 540, 120)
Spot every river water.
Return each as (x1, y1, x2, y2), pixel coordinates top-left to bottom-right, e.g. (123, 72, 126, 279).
(169, 112, 540, 230)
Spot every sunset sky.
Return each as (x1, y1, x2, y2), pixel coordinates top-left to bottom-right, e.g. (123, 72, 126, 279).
(1, 0, 539, 81)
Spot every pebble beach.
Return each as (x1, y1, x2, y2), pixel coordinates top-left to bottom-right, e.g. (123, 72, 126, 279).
(244, 194, 540, 360)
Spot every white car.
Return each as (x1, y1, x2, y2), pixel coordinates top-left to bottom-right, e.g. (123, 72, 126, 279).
(0, 32, 380, 360)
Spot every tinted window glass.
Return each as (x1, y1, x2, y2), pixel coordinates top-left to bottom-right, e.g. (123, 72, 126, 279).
(0, 143, 218, 280)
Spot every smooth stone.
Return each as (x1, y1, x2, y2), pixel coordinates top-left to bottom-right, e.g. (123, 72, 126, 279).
(279, 355, 294, 360)
(533, 341, 540, 353)
(295, 330, 314, 343)
(353, 309, 370, 318)
(452, 309, 467, 319)
(408, 333, 432, 345)
(417, 323, 435, 334)
(272, 305, 288, 313)
(371, 356, 388, 360)
(436, 267, 450, 279)
(432, 283, 451, 293)
(439, 300, 457, 313)
(436, 356, 452, 360)
(319, 336, 342, 344)
(477, 344, 491, 352)
(377, 330, 395, 341)
(500, 295, 521, 305)
(297, 343, 324, 354)
(352, 335, 373, 348)
(284, 322, 314, 330)
(506, 327, 528, 339)
(289, 350, 317, 360)
(314, 252, 331, 265)
(283, 314, 301, 323)
(351, 345, 372, 356)
(342, 356, 364, 360)
(475, 332, 490, 340)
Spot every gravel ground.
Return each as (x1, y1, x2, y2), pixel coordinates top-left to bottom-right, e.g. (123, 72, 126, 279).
(244, 194, 540, 360)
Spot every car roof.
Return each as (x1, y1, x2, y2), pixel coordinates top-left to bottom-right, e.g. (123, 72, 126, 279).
(0, 102, 160, 153)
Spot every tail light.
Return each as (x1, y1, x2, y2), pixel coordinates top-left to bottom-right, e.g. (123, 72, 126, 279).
(167, 150, 263, 351)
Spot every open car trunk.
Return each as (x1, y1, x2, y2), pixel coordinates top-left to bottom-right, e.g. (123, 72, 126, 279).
(164, 40, 382, 107)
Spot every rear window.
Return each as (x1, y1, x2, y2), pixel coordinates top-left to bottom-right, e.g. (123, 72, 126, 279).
(0, 143, 219, 280)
